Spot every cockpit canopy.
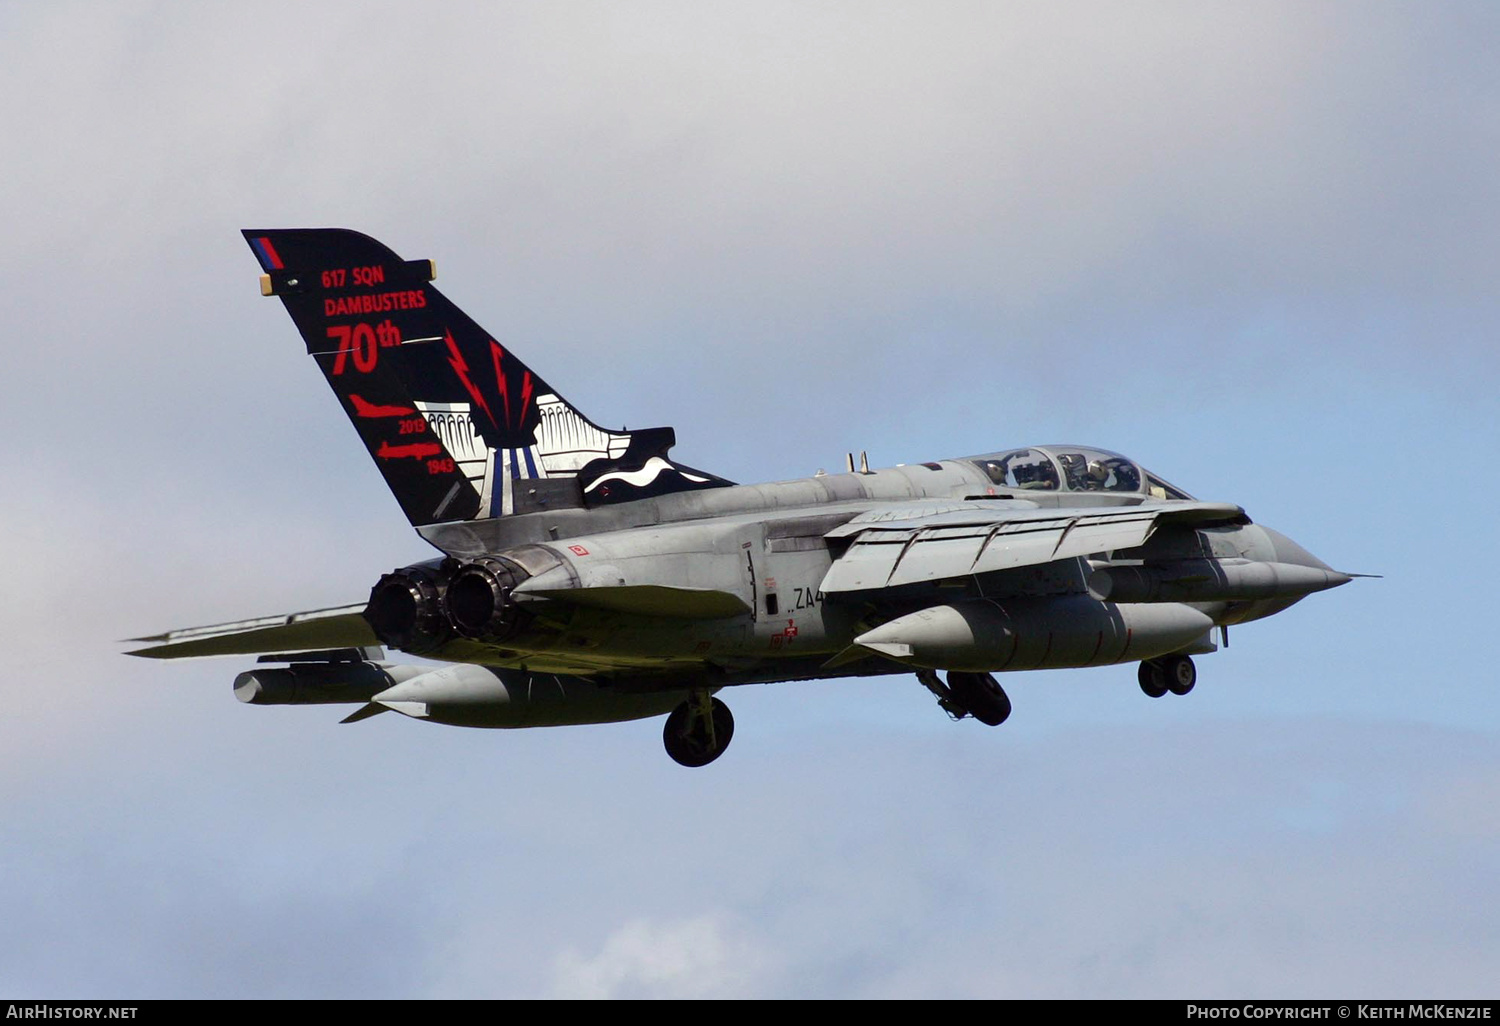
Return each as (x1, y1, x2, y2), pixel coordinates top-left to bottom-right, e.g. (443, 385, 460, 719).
(970, 446, 1193, 499)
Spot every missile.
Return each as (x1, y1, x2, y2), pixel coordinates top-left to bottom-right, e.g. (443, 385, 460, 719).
(853, 597, 1214, 672)
(1087, 559, 1352, 604)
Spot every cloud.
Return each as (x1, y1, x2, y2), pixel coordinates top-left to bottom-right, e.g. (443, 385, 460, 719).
(551, 914, 774, 999)
(370, 720, 1500, 998)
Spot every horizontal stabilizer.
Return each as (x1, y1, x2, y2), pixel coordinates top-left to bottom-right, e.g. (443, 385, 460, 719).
(126, 604, 376, 659)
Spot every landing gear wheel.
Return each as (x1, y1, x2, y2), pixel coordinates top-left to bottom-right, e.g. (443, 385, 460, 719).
(946, 672, 1012, 726)
(663, 695, 735, 767)
(1138, 661, 1169, 698)
(1162, 654, 1197, 696)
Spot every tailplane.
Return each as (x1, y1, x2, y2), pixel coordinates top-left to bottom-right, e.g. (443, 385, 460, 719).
(243, 228, 730, 526)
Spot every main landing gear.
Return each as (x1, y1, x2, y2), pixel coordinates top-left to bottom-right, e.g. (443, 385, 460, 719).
(1138, 654, 1196, 698)
(917, 669, 1012, 725)
(663, 691, 735, 767)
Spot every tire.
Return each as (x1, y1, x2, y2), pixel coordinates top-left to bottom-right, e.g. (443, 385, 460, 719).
(947, 672, 1012, 726)
(662, 697, 735, 767)
(1163, 655, 1197, 696)
(1138, 661, 1169, 698)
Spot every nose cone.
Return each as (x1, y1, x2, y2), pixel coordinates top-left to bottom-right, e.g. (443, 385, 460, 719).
(1260, 528, 1344, 576)
(1261, 526, 1350, 587)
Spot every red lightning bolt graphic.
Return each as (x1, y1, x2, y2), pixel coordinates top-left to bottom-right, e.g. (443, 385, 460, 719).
(490, 341, 511, 429)
(518, 370, 534, 428)
(445, 330, 496, 427)
(487, 339, 536, 430)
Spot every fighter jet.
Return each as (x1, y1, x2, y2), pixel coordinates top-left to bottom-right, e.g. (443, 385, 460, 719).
(128, 228, 1355, 767)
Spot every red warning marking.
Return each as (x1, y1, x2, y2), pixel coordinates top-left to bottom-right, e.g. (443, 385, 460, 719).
(783, 619, 798, 640)
(350, 394, 415, 418)
(569, 545, 590, 556)
(376, 441, 442, 461)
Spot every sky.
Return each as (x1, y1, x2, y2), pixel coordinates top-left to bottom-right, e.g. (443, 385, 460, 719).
(1, 0, 1497, 999)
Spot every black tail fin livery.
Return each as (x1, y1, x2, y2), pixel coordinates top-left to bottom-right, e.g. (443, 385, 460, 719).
(243, 229, 731, 526)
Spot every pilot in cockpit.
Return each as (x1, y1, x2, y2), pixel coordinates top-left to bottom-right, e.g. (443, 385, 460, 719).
(1111, 459, 1141, 492)
(1017, 457, 1058, 490)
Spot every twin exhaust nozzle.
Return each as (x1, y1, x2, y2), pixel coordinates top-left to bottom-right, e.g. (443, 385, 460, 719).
(362, 556, 531, 652)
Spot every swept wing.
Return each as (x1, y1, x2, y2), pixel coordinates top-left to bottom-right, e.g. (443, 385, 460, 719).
(820, 500, 1248, 592)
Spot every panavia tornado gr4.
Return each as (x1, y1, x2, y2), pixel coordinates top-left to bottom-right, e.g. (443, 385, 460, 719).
(128, 228, 1356, 767)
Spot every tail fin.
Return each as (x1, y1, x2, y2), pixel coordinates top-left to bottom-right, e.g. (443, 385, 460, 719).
(243, 229, 731, 526)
